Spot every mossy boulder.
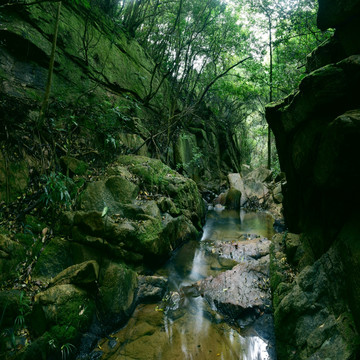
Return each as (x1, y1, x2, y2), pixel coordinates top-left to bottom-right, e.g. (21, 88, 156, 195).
(224, 188, 242, 210)
(32, 237, 74, 280)
(34, 284, 95, 333)
(0, 233, 26, 283)
(61, 156, 203, 267)
(270, 236, 360, 359)
(97, 262, 138, 330)
(49, 260, 99, 287)
(337, 213, 360, 333)
(60, 156, 88, 176)
(79, 176, 139, 215)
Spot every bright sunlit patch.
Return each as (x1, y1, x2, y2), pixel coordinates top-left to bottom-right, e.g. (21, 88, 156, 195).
(241, 336, 270, 360)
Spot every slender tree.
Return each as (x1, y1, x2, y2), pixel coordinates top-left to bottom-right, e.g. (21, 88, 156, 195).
(38, 1, 62, 126)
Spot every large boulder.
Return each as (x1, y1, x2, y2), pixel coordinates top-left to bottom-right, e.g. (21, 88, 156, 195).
(79, 176, 139, 214)
(136, 275, 168, 304)
(97, 262, 138, 330)
(196, 257, 271, 322)
(228, 173, 247, 206)
(266, 57, 360, 238)
(49, 260, 99, 287)
(32, 237, 74, 280)
(116, 155, 205, 226)
(317, 0, 360, 30)
(242, 168, 272, 207)
(33, 284, 95, 334)
(0, 233, 26, 282)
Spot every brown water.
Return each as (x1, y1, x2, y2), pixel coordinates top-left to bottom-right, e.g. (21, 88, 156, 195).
(97, 209, 276, 360)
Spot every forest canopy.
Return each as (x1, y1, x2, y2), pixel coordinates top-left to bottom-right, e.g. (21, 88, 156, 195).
(104, 0, 332, 168)
(1, 0, 332, 169)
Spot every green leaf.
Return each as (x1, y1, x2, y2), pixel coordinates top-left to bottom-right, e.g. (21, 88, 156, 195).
(102, 206, 109, 217)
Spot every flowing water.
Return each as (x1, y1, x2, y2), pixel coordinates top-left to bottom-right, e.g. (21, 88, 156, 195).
(98, 209, 276, 360)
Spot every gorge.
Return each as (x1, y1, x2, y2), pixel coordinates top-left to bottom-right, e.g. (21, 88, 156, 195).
(0, 0, 360, 359)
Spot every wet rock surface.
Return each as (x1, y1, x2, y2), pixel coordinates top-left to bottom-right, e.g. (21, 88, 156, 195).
(136, 275, 168, 304)
(196, 236, 272, 327)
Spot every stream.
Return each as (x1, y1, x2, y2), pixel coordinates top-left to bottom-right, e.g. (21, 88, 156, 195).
(96, 209, 276, 360)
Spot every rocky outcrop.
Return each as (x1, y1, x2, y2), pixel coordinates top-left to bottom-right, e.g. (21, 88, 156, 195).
(266, 0, 360, 358)
(270, 233, 359, 360)
(191, 235, 273, 329)
(215, 168, 283, 219)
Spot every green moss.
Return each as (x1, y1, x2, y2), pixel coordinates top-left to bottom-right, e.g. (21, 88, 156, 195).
(49, 324, 78, 343)
(15, 233, 34, 247)
(337, 312, 360, 351)
(32, 238, 73, 279)
(0, 153, 29, 202)
(55, 295, 95, 331)
(136, 217, 163, 254)
(61, 156, 88, 176)
(117, 155, 176, 190)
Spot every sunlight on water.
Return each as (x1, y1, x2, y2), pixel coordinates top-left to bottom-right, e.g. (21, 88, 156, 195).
(241, 336, 271, 360)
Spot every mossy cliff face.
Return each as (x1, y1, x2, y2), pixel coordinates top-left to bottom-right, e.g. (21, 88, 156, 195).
(0, 2, 167, 108)
(266, 0, 360, 358)
(0, 2, 241, 200)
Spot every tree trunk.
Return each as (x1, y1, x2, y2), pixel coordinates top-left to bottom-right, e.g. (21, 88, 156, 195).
(267, 15, 273, 170)
(38, 1, 62, 127)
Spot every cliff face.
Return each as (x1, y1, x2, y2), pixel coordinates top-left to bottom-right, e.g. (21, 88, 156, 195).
(0, 2, 240, 202)
(266, 0, 360, 358)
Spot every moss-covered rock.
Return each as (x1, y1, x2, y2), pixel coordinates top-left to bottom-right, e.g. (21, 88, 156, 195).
(60, 156, 88, 176)
(49, 260, 99, 287)
(270, 234, 360, 359)
(224, 188, 241, 210)
(79, 176, 139, 214)
(97, 261, 138, 331)
(0, 151, 29, 203)
(32, 237, 74, 280)
(34, 284, 95, 332)
(0, 233, 26, 283)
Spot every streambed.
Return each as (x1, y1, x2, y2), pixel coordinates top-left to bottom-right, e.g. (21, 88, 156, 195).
(94, 209, 276, 360)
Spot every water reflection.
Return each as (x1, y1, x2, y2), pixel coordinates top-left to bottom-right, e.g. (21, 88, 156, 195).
(99, 210, 275, 360)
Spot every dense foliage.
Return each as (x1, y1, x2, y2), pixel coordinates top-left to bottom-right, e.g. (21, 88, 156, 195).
(107, 0, 332, 169)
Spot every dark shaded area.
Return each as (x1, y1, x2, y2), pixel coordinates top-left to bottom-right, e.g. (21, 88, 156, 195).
(266, 0, 360, 358)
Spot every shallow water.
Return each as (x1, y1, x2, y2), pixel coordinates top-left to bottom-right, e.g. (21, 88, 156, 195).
(99, 210, 275, 360)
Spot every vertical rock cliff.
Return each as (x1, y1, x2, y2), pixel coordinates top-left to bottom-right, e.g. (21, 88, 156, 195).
(266, 0, 360, 358)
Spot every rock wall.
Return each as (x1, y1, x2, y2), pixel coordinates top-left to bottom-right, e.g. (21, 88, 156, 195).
(266, 0, 360, 358)
(0, 2, 241, 201)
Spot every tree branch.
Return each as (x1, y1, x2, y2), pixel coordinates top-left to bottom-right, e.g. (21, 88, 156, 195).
(196, 56, 251, 105)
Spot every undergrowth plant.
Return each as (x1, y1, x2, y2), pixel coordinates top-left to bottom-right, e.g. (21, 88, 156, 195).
(41, 172, 73, 211)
